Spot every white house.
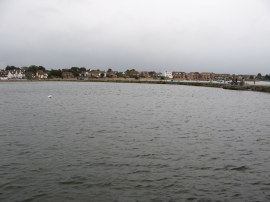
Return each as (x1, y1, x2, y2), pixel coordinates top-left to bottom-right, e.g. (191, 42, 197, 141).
(36, 70, 48, 79)
(17, 70, 25, 79)
(7, 70, 25, 79)
(7, 70, 15, 79)
(163, 71, 173, 79)
(83, 70, 91, 77)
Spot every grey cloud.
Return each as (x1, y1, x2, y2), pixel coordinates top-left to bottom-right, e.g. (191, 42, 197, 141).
(0, 0, 270, 74)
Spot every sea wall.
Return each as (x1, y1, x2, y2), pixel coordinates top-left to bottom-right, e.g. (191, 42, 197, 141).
(223, 85, 270, 93)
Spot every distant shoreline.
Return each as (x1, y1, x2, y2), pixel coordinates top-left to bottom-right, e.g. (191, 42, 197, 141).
(1, 78, 270, 93)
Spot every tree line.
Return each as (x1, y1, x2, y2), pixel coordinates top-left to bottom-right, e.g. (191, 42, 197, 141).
(5, 65, 87, 79)
(4, 65, 270, 81)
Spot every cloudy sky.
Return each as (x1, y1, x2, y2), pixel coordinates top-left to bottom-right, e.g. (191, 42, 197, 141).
(0, 0, 270, 74)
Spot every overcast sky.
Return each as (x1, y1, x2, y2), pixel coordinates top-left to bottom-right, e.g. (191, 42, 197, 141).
(0, 0, 270, 74)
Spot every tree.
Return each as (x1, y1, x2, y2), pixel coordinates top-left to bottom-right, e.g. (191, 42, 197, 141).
(5, 65, 20, 71)
(125, 69, 137, 77)
(79, 67, 86, 72)
(25, 71, 33, 80)
(71, 67, 79, 72)
(28, 65, 37, 73)
(48, 69, 62, 78)
(26, 65, 45, 74)
(21, 66, 28, 71)
(125, 69, 130, 75)
(257, 73, 262, 80)
(264, 74, 270, 80)
(23, 65, 46, 79)
(66, 67, 80, 77)
(37, 66, 46, 71)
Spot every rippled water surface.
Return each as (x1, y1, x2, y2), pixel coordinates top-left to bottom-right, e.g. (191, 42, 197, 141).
(1, 82, 270, 202)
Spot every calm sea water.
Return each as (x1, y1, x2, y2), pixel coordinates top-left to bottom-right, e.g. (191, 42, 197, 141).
(1, 81, 270, 202)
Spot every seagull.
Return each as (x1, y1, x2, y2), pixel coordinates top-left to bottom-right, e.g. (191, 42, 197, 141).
(48, 95, 52, 98)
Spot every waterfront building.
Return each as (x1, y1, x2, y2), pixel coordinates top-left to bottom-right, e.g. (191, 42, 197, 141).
(187, 72, 200, 80)
(214, 73, 231, 80)
(200, 72, 215, 81)
(89, 69, 107, 78)
(148, 71, 157, 78)
(163, 71, 173, 79)
(126, 70, 140, 78)
(36, 70, 48, 79)
(0, 70, 8, 80)
(106, 70, 118, 78)
(7, 69, 25, 79)
(116, 72, 125, 78)
(140, 71, 150, 78)
(62, 71, 75, 79)
(172, 72, 186, 80)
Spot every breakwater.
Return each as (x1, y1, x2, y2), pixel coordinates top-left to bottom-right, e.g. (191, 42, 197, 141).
(82, 79, 226, 87)
(223, 84, 270, 93)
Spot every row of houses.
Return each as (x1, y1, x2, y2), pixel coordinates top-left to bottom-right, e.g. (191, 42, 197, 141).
(80, 69, 249, 81)
(169, 72, 216, 81)
(162, 72, 253, 81)
(79, 69, 222, 81)
(0, 70, 25, 80)
(0, 69, 48, 80)
(1, 68, 256, 81)
(79, 69, 137, 78)
(142, 71, 254, 81)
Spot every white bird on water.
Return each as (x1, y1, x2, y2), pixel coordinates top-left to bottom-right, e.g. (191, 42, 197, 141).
(48, 95, 52, 98)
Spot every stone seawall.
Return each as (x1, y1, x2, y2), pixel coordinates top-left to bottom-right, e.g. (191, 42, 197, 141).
(223, 85, 270, 93)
